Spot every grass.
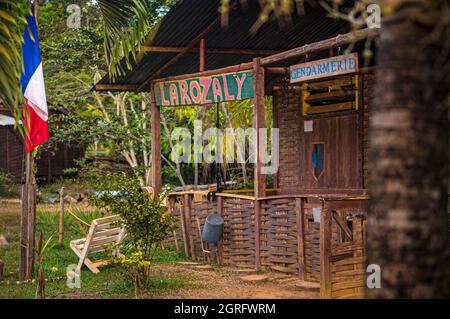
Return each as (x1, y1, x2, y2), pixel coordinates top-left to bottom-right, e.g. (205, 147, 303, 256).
(0, 201, 195, 299)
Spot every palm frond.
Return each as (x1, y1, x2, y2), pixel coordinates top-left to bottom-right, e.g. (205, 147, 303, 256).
(97, 0, 152, 80)
(0, 0, 29, 118)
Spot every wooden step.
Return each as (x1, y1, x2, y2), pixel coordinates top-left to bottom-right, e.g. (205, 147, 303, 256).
(176, 261, 201, 266)
(194, 264, 214, 271)
(232, 268, 257, 275)
(240, 274, 269, 283)
(294, 280, 320, 291)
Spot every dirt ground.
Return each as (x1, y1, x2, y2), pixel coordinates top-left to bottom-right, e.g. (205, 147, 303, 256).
(152, 263, 319, 299)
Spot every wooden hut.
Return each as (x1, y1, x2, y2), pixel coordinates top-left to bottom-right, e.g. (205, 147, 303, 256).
(0, 106, 84, 183)
(95, 0, 379, 298)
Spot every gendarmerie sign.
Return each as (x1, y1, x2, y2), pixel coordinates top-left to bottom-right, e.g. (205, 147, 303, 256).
(290, 53, 358, 83)
(154, 71, 254, 107)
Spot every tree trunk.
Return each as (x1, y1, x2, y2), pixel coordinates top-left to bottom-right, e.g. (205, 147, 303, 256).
(367, 0, 450, 298)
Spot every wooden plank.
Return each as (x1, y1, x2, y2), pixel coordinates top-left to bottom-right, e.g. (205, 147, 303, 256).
(90, 235, 120, 247)
(320, 202, 332, 299)
(295, 197, 306, 280)
(58, 187, 65, 245)
(332, 256, 366, 267)
(184, 194, 196, 260)
(92, 228, 122, 239)
(332, 279, 365, 291)
(332, 211, 353, 241)
(305, 90, 355, 103)
(305, 102, 354, 115)
(140, 45, 281, 56)
(93, 215, 122, 225)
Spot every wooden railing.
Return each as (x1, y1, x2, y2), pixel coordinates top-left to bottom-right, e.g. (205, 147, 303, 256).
(166, 191, 369, 298)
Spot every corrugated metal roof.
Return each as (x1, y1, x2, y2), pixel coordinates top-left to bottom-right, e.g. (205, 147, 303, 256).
(96, 0, 350, 89)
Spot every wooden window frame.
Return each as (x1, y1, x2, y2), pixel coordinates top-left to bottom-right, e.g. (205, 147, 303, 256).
(301, 75, 359, 116)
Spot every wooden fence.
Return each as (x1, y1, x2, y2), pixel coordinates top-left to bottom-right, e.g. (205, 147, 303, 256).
(165, 191, 368, 298)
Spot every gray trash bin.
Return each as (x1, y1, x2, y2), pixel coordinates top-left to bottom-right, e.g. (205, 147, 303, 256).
(202, 215, 224, 244)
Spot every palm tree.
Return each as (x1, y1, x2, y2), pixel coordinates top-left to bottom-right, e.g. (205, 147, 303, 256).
(0, 1, 29, 118)
(0, 0, 152, 118)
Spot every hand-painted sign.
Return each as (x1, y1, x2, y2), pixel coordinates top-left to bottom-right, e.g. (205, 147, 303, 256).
(290, 53, 358, 83)
(154, 71, 254, 106)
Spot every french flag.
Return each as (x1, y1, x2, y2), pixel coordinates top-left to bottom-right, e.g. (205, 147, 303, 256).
(20, 15, 49, 153)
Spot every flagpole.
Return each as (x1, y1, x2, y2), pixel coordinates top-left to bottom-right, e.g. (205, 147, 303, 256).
(19, 0, 39, 281)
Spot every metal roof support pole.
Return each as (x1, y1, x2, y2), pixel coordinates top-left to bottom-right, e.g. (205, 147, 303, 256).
(150, 84, 162, 194)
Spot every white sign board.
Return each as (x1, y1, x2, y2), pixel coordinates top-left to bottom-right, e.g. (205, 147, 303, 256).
(290, 53, 359, 83)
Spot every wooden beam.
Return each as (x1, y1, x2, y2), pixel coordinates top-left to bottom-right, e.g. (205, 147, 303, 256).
(140, 45, 281, 56)
(320, 201, 332, 299)
(153, 62, 253, 84)
(261, 28, 379, 66)
(150, 87, 162, 194)
(295, 198, 306, 280)
(265, 67, 289, 74)
(216, 196, 224, 264)
(95, 84, 140, 92)
(138, 14, 224, 92)
(184, 194, 196, 260)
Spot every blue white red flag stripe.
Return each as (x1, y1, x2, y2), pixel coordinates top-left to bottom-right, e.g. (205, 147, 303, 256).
(20, 15, 49, 153)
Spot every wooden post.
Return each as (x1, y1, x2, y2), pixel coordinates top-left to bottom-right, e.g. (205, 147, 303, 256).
(199, 38, 205, 72)
(184, 194, 196, 260)
(19, 182, 28, 280)
(295, 197, 306, 280)
(20, 152, 36, 280)
(254, 200, 262, 271)
(216, 196, 223, 264)
(272, 93, 279, 190)
(253, 58, 265, 271)
(26, 174, 36, 280)
(150, 86, 162, 194)
(58, 187, 65, 245)
(320, 200, 332, 298)
(34, 0, 39, 24)
(177, 197, 190, 257)
(173, 231, 179, 251)
(252, 58, 266, 198)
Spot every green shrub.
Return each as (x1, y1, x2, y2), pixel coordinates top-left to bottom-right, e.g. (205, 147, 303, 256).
(88, 171, 178, 295)
(88, 171, 178, 260)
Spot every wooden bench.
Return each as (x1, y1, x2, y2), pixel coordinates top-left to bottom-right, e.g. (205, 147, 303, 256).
(70, 215, 125, 274)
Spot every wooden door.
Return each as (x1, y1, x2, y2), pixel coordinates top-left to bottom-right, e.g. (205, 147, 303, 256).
(300, 113, 362, 191)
